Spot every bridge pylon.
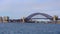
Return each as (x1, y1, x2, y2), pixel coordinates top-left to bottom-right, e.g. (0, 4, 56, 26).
(52, 15, 58, 23)
(22, 17, 25, 23)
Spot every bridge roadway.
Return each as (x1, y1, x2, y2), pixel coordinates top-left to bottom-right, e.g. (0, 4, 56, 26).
(31, 18, 52, 19)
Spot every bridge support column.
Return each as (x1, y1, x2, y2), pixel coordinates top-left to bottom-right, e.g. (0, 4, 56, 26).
(22, 17, 25, 23)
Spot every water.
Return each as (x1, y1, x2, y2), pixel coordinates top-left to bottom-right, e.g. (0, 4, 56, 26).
(0, 23, 60, 34)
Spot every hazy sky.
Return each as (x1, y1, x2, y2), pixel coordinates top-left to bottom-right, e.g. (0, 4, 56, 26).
(0, 0, 60, 19)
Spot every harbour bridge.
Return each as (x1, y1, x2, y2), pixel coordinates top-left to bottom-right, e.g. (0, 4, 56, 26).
(24, 13, 59, 22)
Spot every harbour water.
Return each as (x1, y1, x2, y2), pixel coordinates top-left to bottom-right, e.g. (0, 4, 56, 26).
(0, 23, 60, 34)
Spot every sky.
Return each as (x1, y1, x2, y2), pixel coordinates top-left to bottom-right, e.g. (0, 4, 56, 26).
(0, 0, 60, 19)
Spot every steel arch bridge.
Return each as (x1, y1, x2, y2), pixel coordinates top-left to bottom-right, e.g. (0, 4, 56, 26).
(25, 13, 53, 22)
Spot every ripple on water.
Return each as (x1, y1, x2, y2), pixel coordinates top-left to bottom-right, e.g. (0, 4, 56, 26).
(0, 23, 60, 34)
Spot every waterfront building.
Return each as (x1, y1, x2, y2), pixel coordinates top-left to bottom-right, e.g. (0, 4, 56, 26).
(57, 20, 60, 24)
(2, 16, 9, 23)
(0, 16, 3, 22)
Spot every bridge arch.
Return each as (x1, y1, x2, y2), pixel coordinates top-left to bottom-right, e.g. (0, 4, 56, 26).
(25, 13, 53, 22)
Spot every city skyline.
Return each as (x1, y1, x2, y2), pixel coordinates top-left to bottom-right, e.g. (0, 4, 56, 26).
(0, 0, 60, 19)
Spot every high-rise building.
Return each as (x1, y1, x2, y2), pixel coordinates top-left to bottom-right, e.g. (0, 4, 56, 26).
(3, 16, 9, 23)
